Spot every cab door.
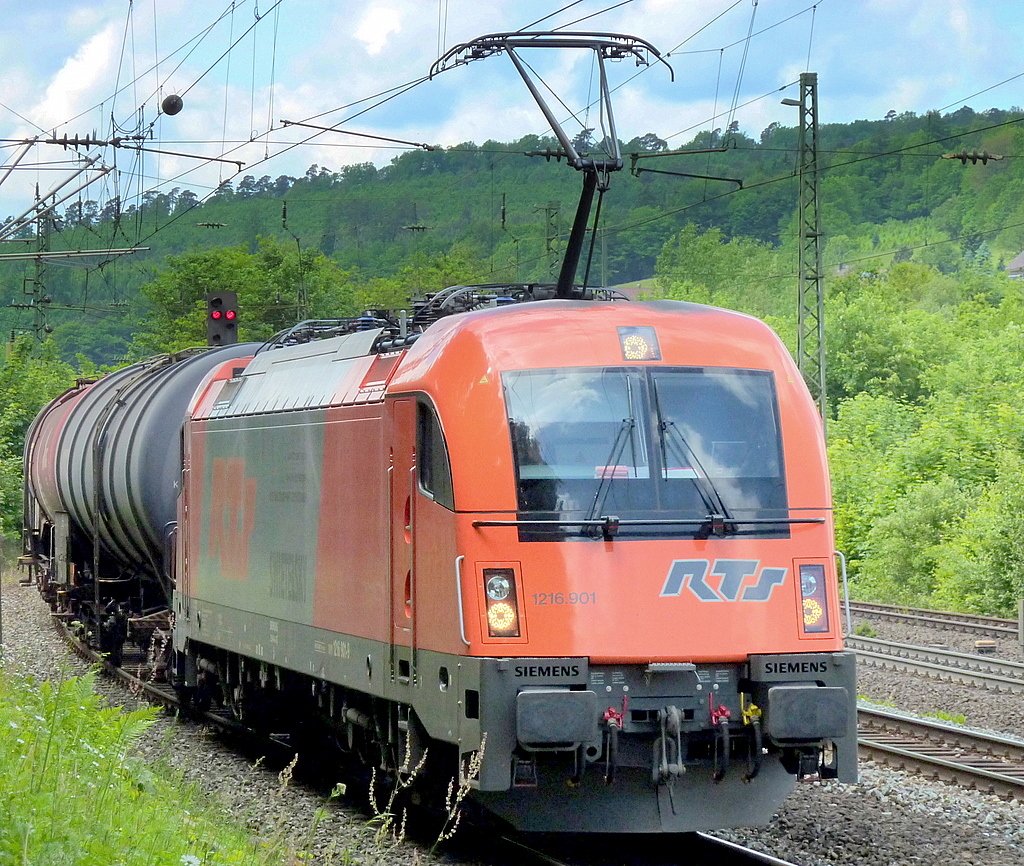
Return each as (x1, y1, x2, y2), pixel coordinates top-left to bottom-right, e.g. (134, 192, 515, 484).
(388, 399, 417, 684)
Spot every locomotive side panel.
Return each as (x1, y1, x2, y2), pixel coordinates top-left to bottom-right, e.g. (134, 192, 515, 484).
(186, 406, 389, 643)
(312, 405, 389, 636)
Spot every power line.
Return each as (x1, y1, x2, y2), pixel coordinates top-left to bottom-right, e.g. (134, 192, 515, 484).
(556, 1, 636, 31)
(519, 1, 587, 31)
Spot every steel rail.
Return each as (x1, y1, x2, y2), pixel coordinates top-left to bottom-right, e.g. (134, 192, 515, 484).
(849, 601, 1018, 637)
(497, 830, 804, 866)
(858, 706, 1024, 800)
(694, 833, 807, 865)
(847, 635, 1024, 694)
(54, 615, 253, 736)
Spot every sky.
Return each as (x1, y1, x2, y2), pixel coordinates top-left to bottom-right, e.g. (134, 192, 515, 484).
(1, 0, 1024, 220)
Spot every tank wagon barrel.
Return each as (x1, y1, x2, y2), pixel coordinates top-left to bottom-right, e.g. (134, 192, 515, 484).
(22, 344, 257, 649)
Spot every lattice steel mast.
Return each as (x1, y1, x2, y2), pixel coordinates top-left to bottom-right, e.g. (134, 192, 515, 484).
(785, 72, 826, 419)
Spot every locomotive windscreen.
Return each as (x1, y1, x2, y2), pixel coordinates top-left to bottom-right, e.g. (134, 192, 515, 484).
(503, 366, 789, 540)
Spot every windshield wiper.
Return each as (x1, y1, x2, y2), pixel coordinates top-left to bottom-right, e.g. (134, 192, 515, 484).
(651, 379, 735, 538)
(583, 415, 635, 539)
(661, 419, 734, 535)
(583, 378, 639, 539)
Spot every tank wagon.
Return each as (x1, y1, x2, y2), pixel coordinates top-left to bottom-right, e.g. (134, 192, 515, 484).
(22, 344, 257, 661)
(23, 291, 856, 833)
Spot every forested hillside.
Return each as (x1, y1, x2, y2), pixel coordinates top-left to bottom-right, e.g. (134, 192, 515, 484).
(2, 106, 1023, 614)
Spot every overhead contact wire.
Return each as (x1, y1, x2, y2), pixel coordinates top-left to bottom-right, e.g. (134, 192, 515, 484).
(519, 1, 588, 32)
(557, 0, 635, 31)
(726, 0, 758, 133)
(805, 4, 817, 71)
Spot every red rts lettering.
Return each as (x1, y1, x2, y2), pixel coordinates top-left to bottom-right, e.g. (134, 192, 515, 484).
(207, 457, 256, 580)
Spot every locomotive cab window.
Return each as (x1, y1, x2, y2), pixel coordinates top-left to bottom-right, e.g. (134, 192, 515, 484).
(502, 366, 788, 540)
(417, 401, 454, 510)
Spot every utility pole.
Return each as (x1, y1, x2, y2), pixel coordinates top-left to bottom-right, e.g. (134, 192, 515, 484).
(783, 72, 826, 421)
(32, 190, 51, 341)
(535, 201, 560, 279)
(5, 189, 138, 337)
(7, 186, 54, 341)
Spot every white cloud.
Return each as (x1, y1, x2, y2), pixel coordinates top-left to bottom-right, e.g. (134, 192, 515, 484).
(34, 24, 119, 131)
(356, 6, 403, 56)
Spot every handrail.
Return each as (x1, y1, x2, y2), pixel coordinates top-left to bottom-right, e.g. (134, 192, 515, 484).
(455, 555, 470, 647)
(835, 550, 852, 637)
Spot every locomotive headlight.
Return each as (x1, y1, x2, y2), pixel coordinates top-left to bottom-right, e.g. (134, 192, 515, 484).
(482, 568, 520, 637)
(800, 571, 817, 597)
(487, 601, 517, 633)
(798, 563, 830, 634)
(486, 574, 511, 601)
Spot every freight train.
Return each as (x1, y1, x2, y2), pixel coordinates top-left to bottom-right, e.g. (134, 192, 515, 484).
(22, 284, 856, 833)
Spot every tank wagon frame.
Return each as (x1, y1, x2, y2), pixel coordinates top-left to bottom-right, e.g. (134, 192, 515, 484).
(23, 284, 856, 834)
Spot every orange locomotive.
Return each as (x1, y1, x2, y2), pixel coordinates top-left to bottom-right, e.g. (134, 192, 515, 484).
(169, 292, 856, 833)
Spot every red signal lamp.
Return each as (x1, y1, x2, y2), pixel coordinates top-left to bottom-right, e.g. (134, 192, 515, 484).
(205, 291, 239, 345)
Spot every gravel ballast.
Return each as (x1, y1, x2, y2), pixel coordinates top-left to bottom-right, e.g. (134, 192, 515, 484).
(2, 577, 1022, 865)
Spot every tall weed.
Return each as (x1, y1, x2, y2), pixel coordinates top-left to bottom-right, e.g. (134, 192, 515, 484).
(0, 667, 292, 865)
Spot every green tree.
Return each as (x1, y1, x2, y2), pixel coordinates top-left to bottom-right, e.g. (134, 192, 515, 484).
(0, 338, 76, 541)
(128, 240, 360, 355)
(353, 244, 490, 311)
(652, 224, 788, 319)
(828, 393, 919, 575)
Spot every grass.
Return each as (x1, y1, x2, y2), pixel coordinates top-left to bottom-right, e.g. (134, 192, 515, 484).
(929, 709, 968, 726)
(0, 567, 480, 865)
(0, 665, 311, 866)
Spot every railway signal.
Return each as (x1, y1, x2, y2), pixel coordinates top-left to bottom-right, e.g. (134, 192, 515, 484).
(206, 291, 238, 345)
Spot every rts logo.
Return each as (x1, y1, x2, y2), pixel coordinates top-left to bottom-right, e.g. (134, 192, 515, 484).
(660, 559, 787, 602)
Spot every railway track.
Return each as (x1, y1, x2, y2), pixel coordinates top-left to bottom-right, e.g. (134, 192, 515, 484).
(847, 634, 1024, 694)
(55, 617, 803, 866)
(497, 831, 805, 866)
(858, 706, 1024, 800)
(56, 616, 256, 738)
(848, 601, 1019, 638)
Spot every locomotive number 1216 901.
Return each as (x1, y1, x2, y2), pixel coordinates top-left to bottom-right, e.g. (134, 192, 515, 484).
(531, 591, 597, 606)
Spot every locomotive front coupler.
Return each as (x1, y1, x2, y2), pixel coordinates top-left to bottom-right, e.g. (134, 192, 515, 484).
(652, 705, 686, 785)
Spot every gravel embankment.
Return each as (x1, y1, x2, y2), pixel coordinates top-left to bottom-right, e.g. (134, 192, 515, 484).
(3, 578, 1022, 866)
(0, 575, 441, 866)
(852, 613, 1024, 661)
